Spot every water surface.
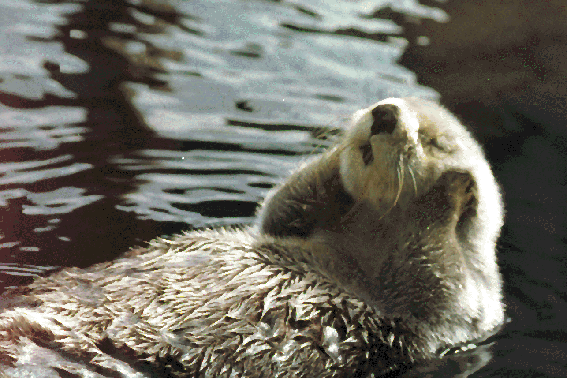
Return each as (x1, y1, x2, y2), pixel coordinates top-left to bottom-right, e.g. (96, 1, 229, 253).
(0, 0, 438, 288)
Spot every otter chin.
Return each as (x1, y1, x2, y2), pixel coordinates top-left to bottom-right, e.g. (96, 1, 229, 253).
(0, 98, 505, 377)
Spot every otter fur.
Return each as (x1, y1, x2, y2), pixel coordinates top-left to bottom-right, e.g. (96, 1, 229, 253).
(0, 98, 505, 377)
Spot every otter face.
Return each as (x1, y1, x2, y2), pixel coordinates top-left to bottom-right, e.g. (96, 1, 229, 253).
(339, 97, 487, 213)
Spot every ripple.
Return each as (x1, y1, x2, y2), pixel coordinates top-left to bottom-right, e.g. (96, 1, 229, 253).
(23, 187, 103, 215)
(0, 106, 87, 150)
(0, 263, 58, 276)
(0, 159, 92, 185)
(116, 149, 304, 225)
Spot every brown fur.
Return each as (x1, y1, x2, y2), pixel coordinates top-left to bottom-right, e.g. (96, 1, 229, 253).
(0, 98, 505, 377)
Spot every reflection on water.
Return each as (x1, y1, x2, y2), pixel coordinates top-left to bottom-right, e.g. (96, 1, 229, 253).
(116, 149, 303, 225)
(0, 0, 439, 289)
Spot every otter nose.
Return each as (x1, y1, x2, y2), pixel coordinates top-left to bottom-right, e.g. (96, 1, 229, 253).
(370, 104, 399, 135)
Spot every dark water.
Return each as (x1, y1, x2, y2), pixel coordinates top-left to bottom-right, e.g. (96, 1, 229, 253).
(0, 0, 564, 376)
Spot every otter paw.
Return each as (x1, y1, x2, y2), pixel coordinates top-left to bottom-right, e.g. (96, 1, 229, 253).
(440, 171, 477, 213)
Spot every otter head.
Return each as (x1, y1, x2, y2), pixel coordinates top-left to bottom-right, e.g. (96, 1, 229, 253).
(339, 97, 503, 260)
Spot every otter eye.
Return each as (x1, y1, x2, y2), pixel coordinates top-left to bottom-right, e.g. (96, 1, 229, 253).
(421, 133, 449, 152)
(431, 137, 451, 151)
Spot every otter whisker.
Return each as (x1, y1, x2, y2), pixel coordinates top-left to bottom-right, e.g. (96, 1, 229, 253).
(378, 160, 403, 221)
(408, 165, 418, 198)
(394, 155, 404, 208)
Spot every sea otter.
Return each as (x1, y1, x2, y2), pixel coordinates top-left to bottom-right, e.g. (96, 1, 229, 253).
(0, 98, 505, 377)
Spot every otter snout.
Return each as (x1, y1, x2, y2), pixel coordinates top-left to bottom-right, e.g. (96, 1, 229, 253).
(361, 102, 410, 165)
(370, 104, 399, 136)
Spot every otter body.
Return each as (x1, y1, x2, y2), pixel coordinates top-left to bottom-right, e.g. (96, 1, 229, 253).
(0, 98, 505, 377)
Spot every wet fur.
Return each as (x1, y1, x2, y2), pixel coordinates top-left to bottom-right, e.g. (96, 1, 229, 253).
(0, 98, 504, 377)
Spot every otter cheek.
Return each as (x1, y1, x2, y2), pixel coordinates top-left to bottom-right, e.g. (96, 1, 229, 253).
(339, 147, 364, 198)
(340, 145, 383, 201)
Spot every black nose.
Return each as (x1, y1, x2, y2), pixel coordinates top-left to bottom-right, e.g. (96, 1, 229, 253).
(370, 104, 399, 135)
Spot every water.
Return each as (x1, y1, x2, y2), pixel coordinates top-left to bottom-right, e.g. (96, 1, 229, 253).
(1, 0, 562, 376)
(0, 0, 439, 286)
